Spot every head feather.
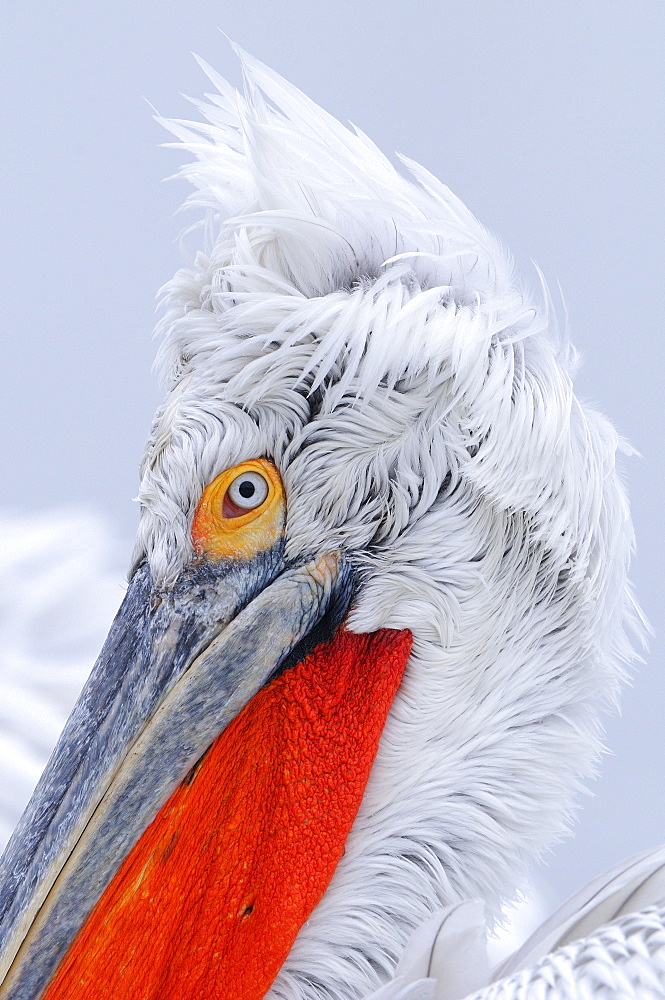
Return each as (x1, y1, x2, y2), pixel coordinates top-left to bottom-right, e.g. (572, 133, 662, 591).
(130, 50, 642, 999)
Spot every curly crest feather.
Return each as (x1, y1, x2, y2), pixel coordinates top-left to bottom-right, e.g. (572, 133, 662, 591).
(130, 48, 641, 1000)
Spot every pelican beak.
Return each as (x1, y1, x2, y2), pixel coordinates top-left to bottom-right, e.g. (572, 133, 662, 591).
(0, 547, 355, 999)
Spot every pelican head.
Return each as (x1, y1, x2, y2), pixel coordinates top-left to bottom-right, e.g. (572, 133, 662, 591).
(0, 49, 638, 1000)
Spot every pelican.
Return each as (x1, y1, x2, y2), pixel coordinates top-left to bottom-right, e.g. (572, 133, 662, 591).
(1, 47, 663, 1000)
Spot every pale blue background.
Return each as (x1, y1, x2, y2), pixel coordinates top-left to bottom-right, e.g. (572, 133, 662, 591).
(1, 1, 663, 907)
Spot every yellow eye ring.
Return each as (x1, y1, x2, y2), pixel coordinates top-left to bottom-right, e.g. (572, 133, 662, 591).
(191, 459, 286, 561)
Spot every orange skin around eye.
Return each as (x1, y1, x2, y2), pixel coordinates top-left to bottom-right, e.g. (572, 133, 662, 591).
(191, 459, 286, 561)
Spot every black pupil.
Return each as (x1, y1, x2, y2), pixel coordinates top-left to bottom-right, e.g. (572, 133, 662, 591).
(239, 480, 256, 499)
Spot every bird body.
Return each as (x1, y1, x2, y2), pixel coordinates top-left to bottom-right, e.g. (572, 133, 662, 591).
(0, 48, 658, 1000)
(368, 846, 665, 999)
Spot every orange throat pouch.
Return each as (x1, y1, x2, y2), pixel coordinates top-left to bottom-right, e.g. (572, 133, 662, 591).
(43, 626, 412, 1000)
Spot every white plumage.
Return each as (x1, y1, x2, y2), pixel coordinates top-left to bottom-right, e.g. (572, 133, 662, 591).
(369, 848, 665, 998)
(1, 47, 662, 1000)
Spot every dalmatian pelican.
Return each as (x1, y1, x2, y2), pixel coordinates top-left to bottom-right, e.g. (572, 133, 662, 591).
(0, 47, 664, 1000)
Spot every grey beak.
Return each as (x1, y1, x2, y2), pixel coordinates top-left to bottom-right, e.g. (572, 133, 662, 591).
(0, 548, 351, 1000)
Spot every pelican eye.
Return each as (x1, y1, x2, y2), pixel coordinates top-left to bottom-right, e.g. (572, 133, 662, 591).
(191, 458, 286, 561)
(225, 471, 269, 514)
